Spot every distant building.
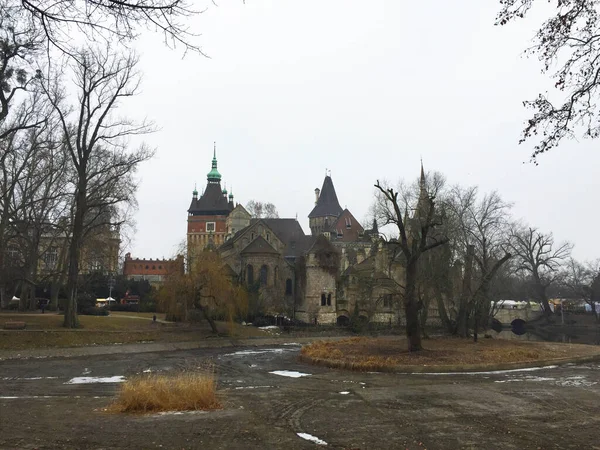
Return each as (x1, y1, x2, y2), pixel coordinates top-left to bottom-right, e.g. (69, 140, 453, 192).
(122, 253, 184, 286)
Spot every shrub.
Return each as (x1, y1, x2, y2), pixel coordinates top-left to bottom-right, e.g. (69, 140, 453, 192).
(109, 372, 221, 413)
(109, 304, 140, 312)
(81, 306, 110, 316)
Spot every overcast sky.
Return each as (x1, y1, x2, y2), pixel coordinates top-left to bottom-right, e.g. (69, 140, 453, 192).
(120, 0, 599, 262)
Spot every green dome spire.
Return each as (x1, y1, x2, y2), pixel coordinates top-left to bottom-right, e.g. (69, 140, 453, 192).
(207, 142, 222, 182)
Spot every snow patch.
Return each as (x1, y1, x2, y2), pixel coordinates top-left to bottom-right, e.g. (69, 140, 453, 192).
(82, 368, 91, 375)
(416, 365, 559, 375)
(223, 348, 294, 357)
(297, 433, 327, 445)
(339, 391, 350, 395)
(259, 326, 280, 330)
(269, 370, 310, 378)
(1, 376, 59, 381)
(234, 385, 274, 390)
(65, 376, 125, 384)
(143, 369, 152, 373)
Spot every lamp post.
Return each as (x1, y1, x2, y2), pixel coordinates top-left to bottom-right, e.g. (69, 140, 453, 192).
(108, 275, 115, 310)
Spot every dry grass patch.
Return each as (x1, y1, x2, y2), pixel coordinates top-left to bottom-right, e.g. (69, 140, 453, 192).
(301, 337, 600, 372)
(108, 372, 221, 413)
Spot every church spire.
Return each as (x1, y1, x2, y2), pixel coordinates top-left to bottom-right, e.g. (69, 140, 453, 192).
(207, 141, 222, 183)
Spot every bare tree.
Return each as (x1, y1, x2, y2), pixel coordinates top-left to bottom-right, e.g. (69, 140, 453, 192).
(497, 1, 600, 160)
(0, 2, 45, 142)
(374, 169, 449, 352)
(42, 47, 153, 327)
(246, 200, 279, 219)
(446, 187, 513, 340)
(510, 226, 572, 315)
(562, 258, 600, 320)
(14, 0, 204, 55)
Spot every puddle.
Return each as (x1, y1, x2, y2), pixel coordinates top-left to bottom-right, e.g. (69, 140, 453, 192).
(297, 432, 328, 445)
(65, 376, 125, 384)
(269, 370, 310, 378)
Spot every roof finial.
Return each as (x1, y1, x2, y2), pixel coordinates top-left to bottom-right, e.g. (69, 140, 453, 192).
(213, 141, 216, 159)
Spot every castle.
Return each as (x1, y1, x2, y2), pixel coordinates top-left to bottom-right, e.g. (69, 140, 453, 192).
(186, 145, 423, 324)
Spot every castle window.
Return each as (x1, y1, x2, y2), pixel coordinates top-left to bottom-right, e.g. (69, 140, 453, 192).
(285, 278, 293, 295)
(274, 266, 278, 285)
(327, 293, 332, 306)
(260, 265, 268, 286)
(346, 217, 351, 229)
(158, 265, 162, 270)
(382, 294, 392, 308)
(247, 265, 254, 285)
(321, 293, 327, 306)
(266, 232, 270, 242)
(251, 233, 255, 240)
(145, 265, 149, 269)
(337, 230, 343, 239)
(206, 222, 216, 232)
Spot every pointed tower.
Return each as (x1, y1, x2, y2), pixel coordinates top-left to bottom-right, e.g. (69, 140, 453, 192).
(187, 143, 235, 265)
(309, 174, 343, 236)
(414, 160, 430, 222)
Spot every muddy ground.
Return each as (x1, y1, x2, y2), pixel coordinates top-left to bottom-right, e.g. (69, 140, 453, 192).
(0, 343, 599, 450)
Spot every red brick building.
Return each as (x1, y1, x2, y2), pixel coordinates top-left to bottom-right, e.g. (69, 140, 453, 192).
(122, 253, 184, 286)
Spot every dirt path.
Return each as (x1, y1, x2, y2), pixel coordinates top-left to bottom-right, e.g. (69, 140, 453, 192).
(1, 344, 599, 449)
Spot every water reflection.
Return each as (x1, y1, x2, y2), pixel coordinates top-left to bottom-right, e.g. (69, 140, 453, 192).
(495, 327, 600, 345)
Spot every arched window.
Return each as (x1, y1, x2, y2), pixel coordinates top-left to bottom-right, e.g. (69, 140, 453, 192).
(152, 265, 156, 270)
(321, 293, 327, 306)
(247, 265, 254, 285)
(260, 265, 268, 286)
(327, 293, 332, 306)
(274, 266, 279, 285)
(285, 278, 293, 295)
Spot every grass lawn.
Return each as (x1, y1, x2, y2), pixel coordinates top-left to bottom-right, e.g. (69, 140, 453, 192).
(301, 337, 600, 372)
(0, 313, 274, 350)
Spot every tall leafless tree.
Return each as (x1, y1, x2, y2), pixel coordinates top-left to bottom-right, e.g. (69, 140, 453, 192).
(374, 169, 449, 352)
(510, 226, 572, 315)
(42, 46, 153, 327)
(446, 187, 513, 341)
(497, 1, 600, 160)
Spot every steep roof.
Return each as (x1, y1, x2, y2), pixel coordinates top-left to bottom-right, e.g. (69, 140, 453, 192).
(309, 176, 343, 219)
(254, 218, 309, 257)
(188, 183, 233, 216)
(219, 218, 311, 258)
(240, 236, 279, 255)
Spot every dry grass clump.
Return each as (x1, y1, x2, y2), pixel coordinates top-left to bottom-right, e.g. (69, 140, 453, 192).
(109, 372, 221, 413)
(300, 337, 600, 372)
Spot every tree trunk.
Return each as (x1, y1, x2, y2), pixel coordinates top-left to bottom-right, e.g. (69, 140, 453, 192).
(456, 245, 474, 337)
(200, 305, 219, 334)
(435, 294, 454, 334)
(64, 187, 86, 328)
(404, 260, 422, 352)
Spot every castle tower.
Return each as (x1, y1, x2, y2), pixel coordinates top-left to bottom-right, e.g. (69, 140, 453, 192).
(187, 143, 234, 265)
(308, 174, 343, 236)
